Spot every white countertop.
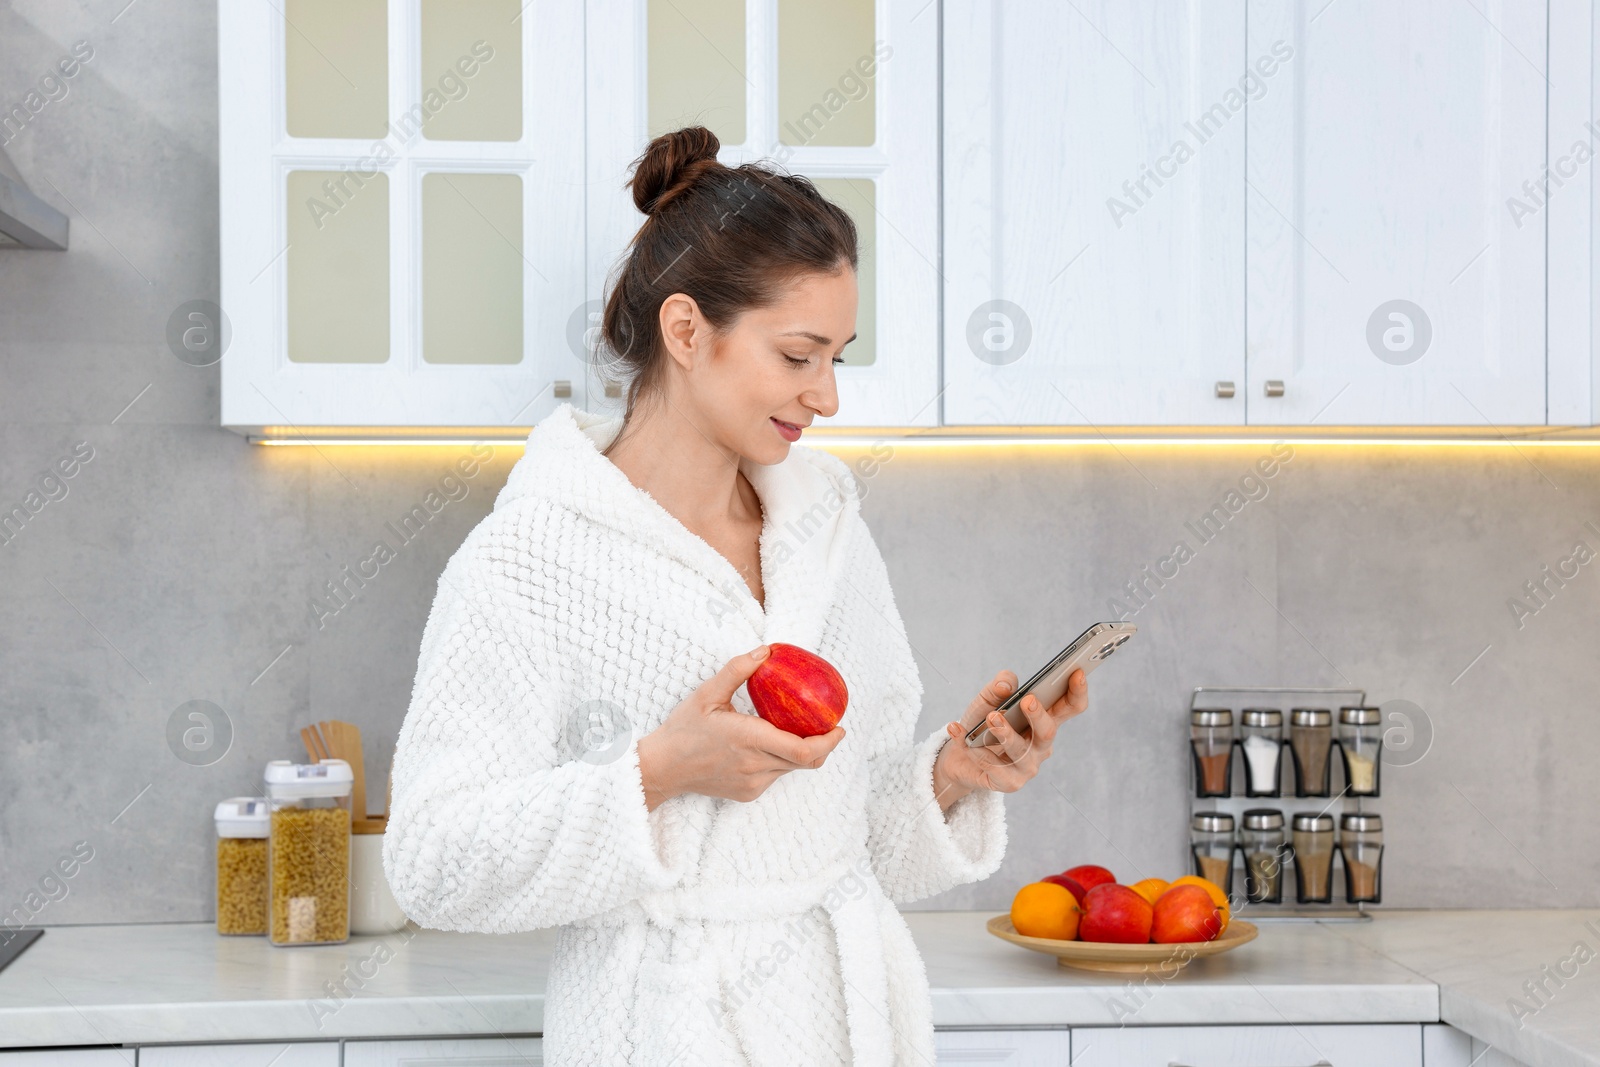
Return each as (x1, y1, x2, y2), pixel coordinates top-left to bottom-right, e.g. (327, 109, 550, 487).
(0, 911, 1593, 1065)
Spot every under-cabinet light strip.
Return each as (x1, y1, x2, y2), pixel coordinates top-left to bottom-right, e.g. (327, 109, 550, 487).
(249, 434, 1600, 448)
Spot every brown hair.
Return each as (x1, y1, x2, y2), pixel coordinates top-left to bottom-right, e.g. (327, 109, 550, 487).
(598, 126, 859, 423)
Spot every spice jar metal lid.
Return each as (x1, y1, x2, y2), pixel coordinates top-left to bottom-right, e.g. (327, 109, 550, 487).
(1242, 708, 1283, 728)
(1340, 812, 1383, 833)
(1242, 808, 1285, 830)
(1191, 708, 1233, 726)
(1191, 811, 1235, 832)
(1339, 706, 1381, 725)
(1292, 813, 1335, 832)
(1290, 707, 1332, 727)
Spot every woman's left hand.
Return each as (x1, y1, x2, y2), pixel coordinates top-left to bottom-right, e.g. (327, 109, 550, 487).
(931, 668, 1090, 807)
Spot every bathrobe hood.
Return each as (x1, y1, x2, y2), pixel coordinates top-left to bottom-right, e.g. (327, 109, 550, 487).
(495, 401, 860, 652)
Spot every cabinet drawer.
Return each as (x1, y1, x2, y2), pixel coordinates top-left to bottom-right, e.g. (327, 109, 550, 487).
(1072, 1024, 1421, 1067)
(344, 1037, 543, 1067)
(0, 1054, 133, 1066)
(935, 1028, 1071, 1064)
(139, 1044, 338, 1067)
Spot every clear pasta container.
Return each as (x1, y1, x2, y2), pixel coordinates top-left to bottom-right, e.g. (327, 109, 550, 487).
(1189, 811, 1236, 896)
(1337, 706, 1383, 796)
(214, 797, 269, 936)
(265, 759, 353, 946)
(1241, 809, 1287, 904)
(1240, 708, 1284, 797)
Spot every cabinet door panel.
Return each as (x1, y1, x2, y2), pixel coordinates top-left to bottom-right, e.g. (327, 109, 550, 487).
(1246, 0, 1547, 425)
(944, 0, 1247, 426)
(1073, 1023, 1421, 1066)
(935, 1027, 1071, 1065)
(344, 1037, 543, 1066)
(139, 1044, 339, 1067)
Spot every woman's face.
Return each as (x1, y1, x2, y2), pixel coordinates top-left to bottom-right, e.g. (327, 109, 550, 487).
(659, 266, 857, 464)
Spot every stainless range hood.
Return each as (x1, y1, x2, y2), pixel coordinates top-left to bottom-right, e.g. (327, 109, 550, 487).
(0, 146, 68, 250)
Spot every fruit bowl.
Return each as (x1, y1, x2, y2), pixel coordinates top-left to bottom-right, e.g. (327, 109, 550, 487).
(986, 914, 1259, 974)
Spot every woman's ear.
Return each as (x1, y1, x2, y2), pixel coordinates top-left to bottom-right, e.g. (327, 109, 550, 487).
(658, 292, 707, 374)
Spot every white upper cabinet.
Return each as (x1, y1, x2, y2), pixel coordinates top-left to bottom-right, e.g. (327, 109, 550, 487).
(220, 0, 588, 434)
(943, 0, 1249, 427)
(1245, 0, 1549, 426)
(587, 0, 941, 428)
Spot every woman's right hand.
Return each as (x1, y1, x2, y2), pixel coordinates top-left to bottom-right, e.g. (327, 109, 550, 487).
(637, 644, 846, 810)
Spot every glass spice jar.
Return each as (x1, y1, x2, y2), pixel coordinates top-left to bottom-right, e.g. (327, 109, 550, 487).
(1190, 708, 1235, 798)
(1337, 706, 1383, 796)
(214, 797, 269, 936)
(1339, 812, 1384, 904)
(1240, 708, 1284, 797)
(1291, 812, 1336, 904)
(1289, 707, 1334, 797)
(1190, 811, 1236, 896)
(1241, 809, 1288, 904)
(265, 759, 353, 947)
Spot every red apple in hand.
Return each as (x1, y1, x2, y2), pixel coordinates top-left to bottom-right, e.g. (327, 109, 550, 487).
(1042, 874, 1088, 905)
(1063, 865, 1117, 892)
(747, 643, 849, 737)
(1078, 884, 1154, 944)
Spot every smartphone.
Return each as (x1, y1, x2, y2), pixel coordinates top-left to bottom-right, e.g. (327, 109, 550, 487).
(963, 622, 1138, 747)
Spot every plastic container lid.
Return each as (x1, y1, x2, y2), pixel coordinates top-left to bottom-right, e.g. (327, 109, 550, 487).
(214, 797, 269, 838)
(264, 759, 353, 799)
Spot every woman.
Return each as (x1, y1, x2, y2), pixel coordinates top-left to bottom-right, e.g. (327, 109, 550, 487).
(383, 126, 1090, 1066)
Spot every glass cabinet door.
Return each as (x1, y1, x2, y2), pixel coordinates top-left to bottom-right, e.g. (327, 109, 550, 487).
(221, 0, 585, 435)
(586, 0, 938, 427)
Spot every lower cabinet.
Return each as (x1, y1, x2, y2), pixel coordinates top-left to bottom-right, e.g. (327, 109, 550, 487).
(139, 1045, 338, 1067)
(935, 1028, 1071, 1064)
(1070, 1024, 1421, 1066)
(0, 1054, 135, 1066)
(343, 1037, 544, 1066)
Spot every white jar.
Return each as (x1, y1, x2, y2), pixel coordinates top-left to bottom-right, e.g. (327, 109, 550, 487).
(350, 829, 408, 934)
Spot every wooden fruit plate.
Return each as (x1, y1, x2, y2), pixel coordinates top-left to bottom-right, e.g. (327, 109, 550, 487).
(986, 915, 1259, 974)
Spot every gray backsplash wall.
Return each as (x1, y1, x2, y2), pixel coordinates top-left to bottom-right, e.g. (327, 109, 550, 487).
(3, 3, 1597, 925)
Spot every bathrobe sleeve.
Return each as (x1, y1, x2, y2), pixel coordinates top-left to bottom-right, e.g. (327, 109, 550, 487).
(383, 523, 692, 934)
(848, 516, 1009, 905)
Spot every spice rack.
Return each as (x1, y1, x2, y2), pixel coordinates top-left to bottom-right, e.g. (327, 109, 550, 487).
(1186, 686, 1378, 923)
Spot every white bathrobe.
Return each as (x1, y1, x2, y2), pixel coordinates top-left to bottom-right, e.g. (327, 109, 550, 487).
(383, 402, 1007, 1066)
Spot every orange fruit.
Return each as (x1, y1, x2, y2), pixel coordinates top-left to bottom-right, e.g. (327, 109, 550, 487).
(1167, 875, 1230, 932)
(1010, 882, 1081, 940)
(1129, 877, 1169, 907)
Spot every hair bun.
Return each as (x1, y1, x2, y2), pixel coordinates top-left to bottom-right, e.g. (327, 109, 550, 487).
(630, 126, 722, 217)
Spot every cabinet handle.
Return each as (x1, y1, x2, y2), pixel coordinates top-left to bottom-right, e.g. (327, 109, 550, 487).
(1264, 379, 1285, 397)
(1215, 381, 1236, 398)
(604, 381, 622, 398)
(553, 380, 572, 398)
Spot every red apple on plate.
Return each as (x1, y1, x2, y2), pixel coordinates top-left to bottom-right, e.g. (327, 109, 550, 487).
(1151, 884, 1225, 944)
(1063, 865, 1117, 893)
(1042, 874, 1088, 905)
(747, 643, 849, 737)
(1078, 884, 1154, 944)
